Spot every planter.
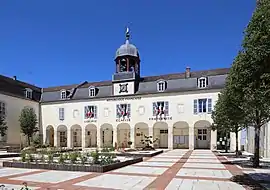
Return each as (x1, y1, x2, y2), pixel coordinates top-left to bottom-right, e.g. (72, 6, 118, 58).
(3, 157, 142, 173)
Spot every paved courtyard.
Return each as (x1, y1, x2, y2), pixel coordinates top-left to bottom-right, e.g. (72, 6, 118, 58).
(0, 150, 265, 189)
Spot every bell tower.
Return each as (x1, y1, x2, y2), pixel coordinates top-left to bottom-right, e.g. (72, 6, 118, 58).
(112, 28, 140, 96)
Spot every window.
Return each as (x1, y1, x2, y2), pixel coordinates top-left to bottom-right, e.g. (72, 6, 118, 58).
(25, 88, 33, 99)
(193, 98, 212, 114)
(59, 108, 65, 120)
(0, 102, 6, 116)
(89, 87, 96, 97)
(198, 77, 208, 88)
(84, 105, 97, 119)
(197, 129, 207, 141)
(60, 90, 67, 99)
(153, 101, 169, 116)
(60, 132, 66, 143)
(116, 104, 131, 118)
(157, 81, 166, 92)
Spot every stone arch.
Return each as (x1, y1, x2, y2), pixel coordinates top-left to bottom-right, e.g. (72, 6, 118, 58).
(45, 125, 54, 147)
(172, 121, 189, 149)
(134, 122, 149, 148)
(70, 124, 82, 148)
(153, 122, 168, 148)
(117, 123, 131, 148)
(57, 125, 67, 147)
(100, 123, 113, 147)
(85, 124, 97, 148)
(194, 120, 211, 149)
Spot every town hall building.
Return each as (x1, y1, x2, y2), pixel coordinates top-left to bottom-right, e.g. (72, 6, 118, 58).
(0, 29, 269, 157)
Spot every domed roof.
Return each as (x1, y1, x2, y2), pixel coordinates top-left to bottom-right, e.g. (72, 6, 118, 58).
(115, 28, 139, 59)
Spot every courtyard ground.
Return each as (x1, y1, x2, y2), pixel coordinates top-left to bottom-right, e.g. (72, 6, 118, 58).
(0, 149, 268, 190)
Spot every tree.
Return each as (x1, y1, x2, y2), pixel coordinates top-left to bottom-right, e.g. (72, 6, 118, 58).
(211, 88, 246, 156)
(227, 0, 270, 167)
(19, 107, 38, 146)
(0, 114, 8, 138)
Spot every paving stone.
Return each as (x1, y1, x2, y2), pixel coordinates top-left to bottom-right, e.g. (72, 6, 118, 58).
(183, 162, 225, 169)
(134, 161, 174, 167)
(0, 168, 36, 177)
(112, 165, 167, 175)
(11, 170, 90, 183)
(165, 178, 245, 190)
(75, 174, 156, 190)
(176, 168, 233, 179)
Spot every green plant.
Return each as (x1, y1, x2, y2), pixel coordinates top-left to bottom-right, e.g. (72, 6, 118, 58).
(26, 153, 33, 163)
(58, 154, 65, 164)
(100, 154, 115, 165)
(21, 152, 26, 162)
(63, 153, 68, 160)
(47, 153, 53, 163)
(80, 154, 87, 165)
(101, 147, 110, 152)
(90, 149, 100, 164)
(19, 107, 38, 146)
(69, 152, 78, 164)
(40, 154, 45, 163)
(141, 135, 158, 150)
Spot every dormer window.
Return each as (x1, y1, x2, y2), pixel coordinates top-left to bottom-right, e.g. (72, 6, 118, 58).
(25, 88, 33, 99)
(198, 77, 208, 88)
(60, 90, 67, 99)
(157, 80, 166, 92)
(89, 87, 96, 97)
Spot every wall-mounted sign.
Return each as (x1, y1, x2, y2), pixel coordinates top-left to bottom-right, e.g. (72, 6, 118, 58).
(107, 97, 141, 101)
(84, 119, 97, 123)
(149, 116, 173, 121)
(116, 118, 131, 122)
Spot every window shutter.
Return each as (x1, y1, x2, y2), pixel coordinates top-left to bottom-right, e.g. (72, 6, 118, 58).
(59, 108, 64, 120)
(84, 106, 88, 119)
(207, 99, 212, 113)
(127, 104, 131, 117)
(165, 101, 169, 116)
(116, 104, 121, 118)
(193, 99, 198, 114)
(152, 102, 157, 116)
(94, 106, 97, 118)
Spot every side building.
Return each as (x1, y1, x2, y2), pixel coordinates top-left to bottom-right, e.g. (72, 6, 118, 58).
(0, 75, 41, 147)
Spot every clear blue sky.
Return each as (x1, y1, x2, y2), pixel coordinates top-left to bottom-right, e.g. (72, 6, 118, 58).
(0, 0, 256, 87)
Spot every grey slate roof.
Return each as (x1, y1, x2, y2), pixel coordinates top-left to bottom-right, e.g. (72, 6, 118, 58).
(41, 68, 229, 103)
(0, 75, 41, 102)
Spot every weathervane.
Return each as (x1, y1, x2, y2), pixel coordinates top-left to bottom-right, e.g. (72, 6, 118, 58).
(125, 27, 130, 41)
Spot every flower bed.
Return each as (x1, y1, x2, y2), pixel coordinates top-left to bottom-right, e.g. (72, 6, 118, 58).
(3, 149, 142, 173)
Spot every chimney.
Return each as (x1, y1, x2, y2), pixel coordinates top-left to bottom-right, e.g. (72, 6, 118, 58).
(13, 76, 17, 80)
(185, 67, 191, 78)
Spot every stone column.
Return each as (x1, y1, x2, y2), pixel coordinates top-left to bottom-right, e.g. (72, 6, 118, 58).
(189, 127, 194, 150)
(67, 128, 72, 148)
(113, 127, 118, 148)
(211, 130, 217, 151)
(130, 126, 135, 149)
(82, 127, 86, 149)
(54, 129, 58, 147)
(97, 127, 101, 148)
(168, 126, 173, 150)
(230, 132, 236, 152)
(149, 126, 154, 147)
(266, 123, 270, 158)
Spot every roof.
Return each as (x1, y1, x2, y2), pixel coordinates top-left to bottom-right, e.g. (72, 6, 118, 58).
(41, 67, 230, 103)
(0, 75, 42, 101)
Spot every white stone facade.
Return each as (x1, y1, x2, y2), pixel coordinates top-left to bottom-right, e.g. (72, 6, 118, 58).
(41, 89, 223, 150)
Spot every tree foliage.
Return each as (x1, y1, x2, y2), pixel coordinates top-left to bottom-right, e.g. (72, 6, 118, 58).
(211, 87, 246, 155)
(225, 0, 270, 167)
(19, 107, 38, 146)
(0, 114, 8, 137)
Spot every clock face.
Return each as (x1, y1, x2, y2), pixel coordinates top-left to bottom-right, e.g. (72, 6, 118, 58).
(119, 83, 128, 93)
